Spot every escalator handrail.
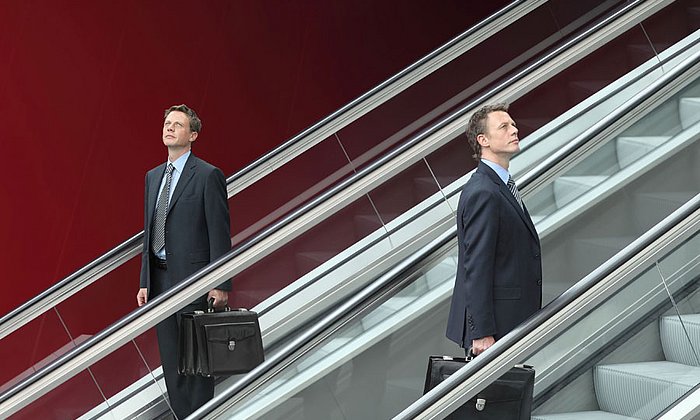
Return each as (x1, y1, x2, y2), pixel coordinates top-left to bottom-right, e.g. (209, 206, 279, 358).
(217, 0, 700, 320)
(394, 42, 700, 418)
(0, 0, 537, 341)
(394, 195, 700, 419)
(196, 26, 700, 418)
(244, 0, 668, 321)
(0, 0, 661, 415)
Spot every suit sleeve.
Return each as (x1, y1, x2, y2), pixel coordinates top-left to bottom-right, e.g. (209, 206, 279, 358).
(462, 188, 499, 339)
(204, 167, 232, 291)
(139, 173, 150, 289)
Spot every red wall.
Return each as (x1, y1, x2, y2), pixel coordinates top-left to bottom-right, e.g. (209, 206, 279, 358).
(0, 0, 506, 315)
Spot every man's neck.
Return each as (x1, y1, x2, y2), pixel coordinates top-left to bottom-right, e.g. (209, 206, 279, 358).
(481, 153, 510, 170)
(167, 146, 191, 163)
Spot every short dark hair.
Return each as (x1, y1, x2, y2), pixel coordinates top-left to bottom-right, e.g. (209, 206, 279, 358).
(465, 103, 509, 160)
(164, 104, 202, 133)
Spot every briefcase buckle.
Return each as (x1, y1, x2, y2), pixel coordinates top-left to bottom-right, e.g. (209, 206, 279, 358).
(228, 340, 236, 351)
(475, 398, 486, 411)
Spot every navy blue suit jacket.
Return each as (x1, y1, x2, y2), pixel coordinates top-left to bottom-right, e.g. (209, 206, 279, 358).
(140, 153, 231, 296)
(446, 162, 542, 348)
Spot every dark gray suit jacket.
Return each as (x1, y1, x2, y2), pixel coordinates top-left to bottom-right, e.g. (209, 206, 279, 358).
(140, 153, 231, 296)
(446, 162, 542, 348)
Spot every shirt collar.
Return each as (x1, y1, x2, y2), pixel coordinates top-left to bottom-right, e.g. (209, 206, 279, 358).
(168, 150, 191, 174)
(481, 158, 510, 185)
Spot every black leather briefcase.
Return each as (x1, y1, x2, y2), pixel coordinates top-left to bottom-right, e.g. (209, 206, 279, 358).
(178, 300, 264, 377)
(424, 354, 534, 419)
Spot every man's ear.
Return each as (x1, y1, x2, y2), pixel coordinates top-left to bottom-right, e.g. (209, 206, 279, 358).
(476, 133, 488, 148)
(189, 131, 199, 144)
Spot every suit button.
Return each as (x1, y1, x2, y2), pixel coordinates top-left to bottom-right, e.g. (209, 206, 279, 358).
(537, 279, 542, 286)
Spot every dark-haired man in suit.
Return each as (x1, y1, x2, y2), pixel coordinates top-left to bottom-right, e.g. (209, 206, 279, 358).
(446, 103, 542, 355)
(137, 104, 231, 418)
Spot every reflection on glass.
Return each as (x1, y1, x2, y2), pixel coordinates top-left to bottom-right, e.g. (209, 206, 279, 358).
(9, 371, 105, 420)
(367, 160, 441, 226)
(0, 310, 74, 396)
(229, 136, 354, 248)
(220, 249, 459, 419)
(10, 333, 170, 419)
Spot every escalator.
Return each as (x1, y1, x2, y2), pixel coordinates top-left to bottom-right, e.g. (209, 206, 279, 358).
(397, 198, 700, 420)
(0, 0, 695, 418)
(189, 41, 700, 420)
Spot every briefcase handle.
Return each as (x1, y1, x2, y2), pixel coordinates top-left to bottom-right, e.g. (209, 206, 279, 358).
(207, 298, 251, 314)
(466, 347, 533, 370)
(207, 297, 231, 313)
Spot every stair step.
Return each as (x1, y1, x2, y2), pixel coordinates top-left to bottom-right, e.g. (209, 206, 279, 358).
(660, 314, 700, 367)
(532, 411, 639, 420)
(553, 176, 608, 208)
(594, 361, 700, 418)
(679, 97, 700, 129)
(615, 136, 671, 169)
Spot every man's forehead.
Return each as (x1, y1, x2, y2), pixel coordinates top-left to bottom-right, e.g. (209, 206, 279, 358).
(165, 111, 189, 122)
(486, 110, 512, 123)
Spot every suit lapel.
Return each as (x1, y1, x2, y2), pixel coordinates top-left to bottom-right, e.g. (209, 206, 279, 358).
(479, 163, 539, 241)
(147, 163, 166, 229)
(497, 182, 539, 241)
(167, 153, 197, 214)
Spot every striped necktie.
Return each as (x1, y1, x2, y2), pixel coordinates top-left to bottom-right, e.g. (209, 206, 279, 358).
(507, 175, 524, 210)
(151, 163, 174, 254)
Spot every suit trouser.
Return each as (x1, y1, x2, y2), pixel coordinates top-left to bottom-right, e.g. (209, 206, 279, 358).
(151, 263, 214, 419)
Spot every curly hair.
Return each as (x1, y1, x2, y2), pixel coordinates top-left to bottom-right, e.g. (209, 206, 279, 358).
(465, 103, 509, 160)
(164, 104, 202, 133)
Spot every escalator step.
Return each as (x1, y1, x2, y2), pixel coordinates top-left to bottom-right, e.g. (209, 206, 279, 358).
(660, 313, 700, 367)
(594, 361, 700, 418)
(532, 410, 639, 420)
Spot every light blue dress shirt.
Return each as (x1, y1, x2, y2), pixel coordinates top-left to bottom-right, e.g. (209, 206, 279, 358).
(481, 158, 510, 186)
(154, 150, 191, 259)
